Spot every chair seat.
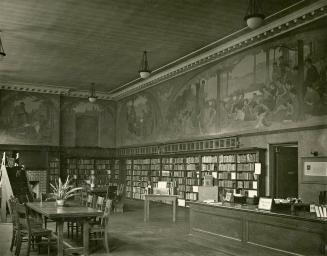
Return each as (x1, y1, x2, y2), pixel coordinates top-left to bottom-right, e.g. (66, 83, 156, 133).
(30, 227, 52, 236)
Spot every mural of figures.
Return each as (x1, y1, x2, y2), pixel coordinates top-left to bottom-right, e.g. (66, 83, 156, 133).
(218, 27, 327, 134)
(117, 93, 158, 146)
(116, 24, 327, 147)
(0, 91, 59, 145)
(61, 97, 115, 148)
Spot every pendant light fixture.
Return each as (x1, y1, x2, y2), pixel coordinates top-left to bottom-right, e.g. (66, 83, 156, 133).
(244, 0, 265, 29)
(139, 51, 151, 79)
(0, 32, 6, 57)
(88, 83, 97, 103)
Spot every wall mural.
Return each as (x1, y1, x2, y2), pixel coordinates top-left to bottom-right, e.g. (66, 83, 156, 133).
(0, 91, 59, 145)
(61, 97, 116, 148)
(117, 92, 159, 145)
(117, 25, 327, 147)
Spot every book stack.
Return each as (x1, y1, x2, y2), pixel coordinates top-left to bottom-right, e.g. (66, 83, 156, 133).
(314, 205, 327, 218)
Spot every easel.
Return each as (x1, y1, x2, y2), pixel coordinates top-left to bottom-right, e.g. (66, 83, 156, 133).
(1, 152, 14, 222)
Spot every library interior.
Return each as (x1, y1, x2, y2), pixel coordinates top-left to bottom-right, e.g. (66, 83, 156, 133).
(0, 1, 326, 256)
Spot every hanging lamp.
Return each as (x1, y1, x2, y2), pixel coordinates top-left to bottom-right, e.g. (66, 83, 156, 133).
(88, 83, 97, 103)
(139, 51, 151, 79)
(244, 0, 265, 29)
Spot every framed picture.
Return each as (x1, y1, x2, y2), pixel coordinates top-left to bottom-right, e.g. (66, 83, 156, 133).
(302, 157, 327, 184)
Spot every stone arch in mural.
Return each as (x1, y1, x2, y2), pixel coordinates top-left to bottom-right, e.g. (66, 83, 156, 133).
(61, 97, 115, 148)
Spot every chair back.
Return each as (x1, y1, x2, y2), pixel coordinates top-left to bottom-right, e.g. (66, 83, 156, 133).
(96, 196, 104, 211)
(86, 194, 94, 207)
(101, 199, 112, 227)
(14, 202, 30, 233)
(8, 196, 19, 227)
(80, 190, 88, 205)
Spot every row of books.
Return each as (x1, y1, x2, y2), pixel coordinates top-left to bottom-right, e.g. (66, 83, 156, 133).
(186, 192, 198, 201)
(237, 153, 259, 163)
(218, 180, 236, 188)
(218, 155, 236, 163)
(162, 158, 184, 164)
(201, 163, 216, 171)
(202, 156, 217, 163)
(237, 181, 257, 189)
(237, 163, 255, 171)
(185, 157, 200, 163)
(314, 205, 327, 218)
(237, 172, 255, 180)
(218, 163, 236, 171)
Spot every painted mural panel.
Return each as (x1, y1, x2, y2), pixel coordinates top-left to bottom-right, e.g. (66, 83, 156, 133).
(0, 90, 59, 145)
(160, 69, 218, 140)
(218, 26, 327, 135)
(61, 97, 115, 148)
(117, 92, 159, 146)
(117, 22, 327, 147)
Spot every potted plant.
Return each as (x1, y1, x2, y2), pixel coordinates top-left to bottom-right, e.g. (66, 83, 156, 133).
(50, 176, 82, 206)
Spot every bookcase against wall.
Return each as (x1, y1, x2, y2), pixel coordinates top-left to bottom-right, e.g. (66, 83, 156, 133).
(122, 147, 265, 204)
(48, 156, 60, 187)
(217, 148, 265, 199)
(64, 157, 116, 187)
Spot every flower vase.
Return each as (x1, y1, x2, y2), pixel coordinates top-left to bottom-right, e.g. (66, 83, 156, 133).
(56, 199, 65, 207)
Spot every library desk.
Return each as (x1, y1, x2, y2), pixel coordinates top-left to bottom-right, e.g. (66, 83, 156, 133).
(144, 194, 178, 223)
(27, 202, 103, 256)
(189, 202, 327, 256)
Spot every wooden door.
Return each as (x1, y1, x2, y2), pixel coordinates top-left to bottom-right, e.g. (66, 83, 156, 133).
(275, 146, 298, 198)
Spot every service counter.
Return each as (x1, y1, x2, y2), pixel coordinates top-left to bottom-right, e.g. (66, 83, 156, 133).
(189, 202, 327, 256)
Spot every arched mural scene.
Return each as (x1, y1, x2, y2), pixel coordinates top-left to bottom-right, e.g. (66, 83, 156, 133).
(0, 91, 59, 145)
(61, 97, 115, 148)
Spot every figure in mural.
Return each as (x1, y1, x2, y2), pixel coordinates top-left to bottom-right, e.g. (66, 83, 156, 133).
(304, 58, 320, 91)
(124, 94, 156, 141)
(0, 92, 59, 145)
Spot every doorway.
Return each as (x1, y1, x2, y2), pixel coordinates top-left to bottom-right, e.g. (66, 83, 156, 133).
(271, 143, 298, 198)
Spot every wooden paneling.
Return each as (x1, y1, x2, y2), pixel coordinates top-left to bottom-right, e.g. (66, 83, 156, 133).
(189, 202, 327, 256)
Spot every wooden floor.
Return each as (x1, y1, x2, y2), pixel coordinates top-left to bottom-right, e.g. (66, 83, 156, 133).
(0, 199, 232, 256)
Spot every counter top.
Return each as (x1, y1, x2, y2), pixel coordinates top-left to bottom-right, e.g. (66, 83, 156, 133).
(189, 201, 327, 223)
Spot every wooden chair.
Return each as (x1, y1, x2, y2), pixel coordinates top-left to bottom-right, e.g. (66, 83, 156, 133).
(14, 202, 53, 256)
(8, 197, 21, 252)
(114, 184, 125, 213)
(95, 196, 105, 211)
(89, 199, 112, 253)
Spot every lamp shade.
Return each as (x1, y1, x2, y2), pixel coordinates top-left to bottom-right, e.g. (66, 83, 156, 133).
(88, 96, 97, 103)
(139, 51, 151, 79)
(139, 71, 151, 79)
(245, 15, 264, 29)
(88, 83, 97, 103)
(244, 0, 265, 29)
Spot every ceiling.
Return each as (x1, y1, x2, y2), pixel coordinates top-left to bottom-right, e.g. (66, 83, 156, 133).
(0, 0, 304, 94)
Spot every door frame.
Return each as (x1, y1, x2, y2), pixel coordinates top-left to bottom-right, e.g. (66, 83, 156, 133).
(269, 142, 298, 198)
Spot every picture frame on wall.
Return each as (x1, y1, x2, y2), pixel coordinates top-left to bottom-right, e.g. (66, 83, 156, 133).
(302, 157, 327, 184)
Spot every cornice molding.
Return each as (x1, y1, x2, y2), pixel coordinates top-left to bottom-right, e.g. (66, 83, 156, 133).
(111, 0, 327, 100)
(0, 81, 114, 101)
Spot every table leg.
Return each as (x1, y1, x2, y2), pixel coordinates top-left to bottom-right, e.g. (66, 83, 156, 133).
(146, 199, 150, 221)
(83, 219, 90, 256)
(57, 220, 64, 256)
(172, 199, 176, 223)
(144, 199, 147, 222)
